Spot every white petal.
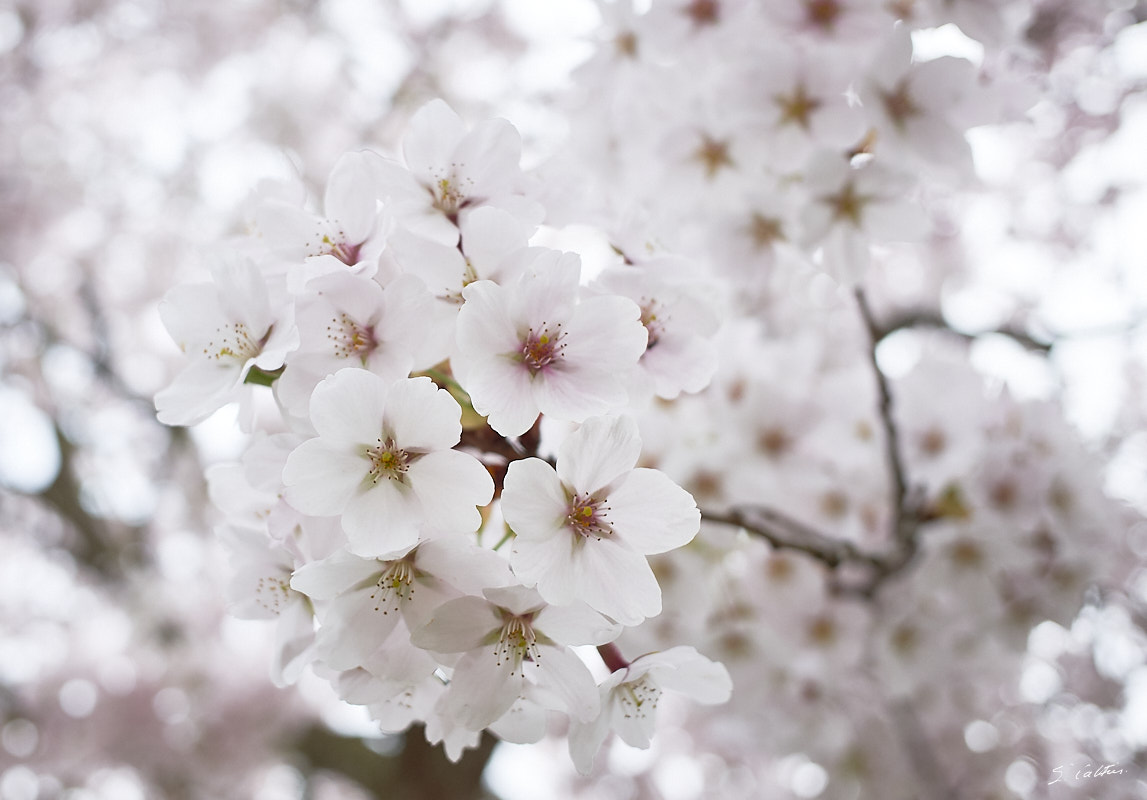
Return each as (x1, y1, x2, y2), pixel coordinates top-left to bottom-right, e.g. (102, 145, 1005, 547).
(282, 439, 364, 517)
(534, 602, 620, 646)
(557, 416, 642, 495)
(568, 704, 611, 775)
(410, 595, 500, 653)
(510, 535, 578, 605)
(453, 118, 522, 197)
(308, 368, 388, 446)
(574, 539, 662, 626)
(446, 650, 522, 731)
(413, 538, 514, 594)
(606, 468, 700, 554)
(324, 151, 382, 245)
(535, 645, 599, 722)
(502, 458, 568, 540)
(490, 698, 547, 744)
(408, 449, 493, 531)
(289, 550, 384, 600)
(317, 587, 402, 670)
(342, 481, 422, 558)
(404, 99, 466, 179)
(384, 376, 462, 451)
(456, 279, 521, 358)
(646, 647, 733, 705)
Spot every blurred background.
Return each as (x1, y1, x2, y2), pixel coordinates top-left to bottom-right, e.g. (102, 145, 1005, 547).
(3, 0, 1147, 798)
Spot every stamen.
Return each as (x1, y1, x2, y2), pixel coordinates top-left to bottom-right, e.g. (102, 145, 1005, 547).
(202, 322, 262, 363)
(567, 494, 612, 539)
(365, 438, 411, 484)
(327, 313, 378, 361)
(369, 558, 416, 615)
(520, 323, 566, 374)
(494, 614, 542, 676)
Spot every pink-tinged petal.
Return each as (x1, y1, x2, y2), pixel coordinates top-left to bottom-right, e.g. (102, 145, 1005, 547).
(324, 151, 383, 245)
(390, 231, 468, 299)
(535, 602, 620, 647)
(557, 416, 642, 495)
(341, 481, 422, 558)
(502, 458, 568, 540)
(446, 649, 523, 731)
(404, 99, 466, 180)
(460, 206, 534, 268)
(410, 595, 500, 653)
(467, 357, 539, 438)
(158, 283, 227, 348)
(407, 449, 493, 531)
(535, 645, 599, 722)
(644, 647, 733, 705)
(573, 539, 662, 626)
(213, 258, 272, 332)
(155, 359, 242, 426)
(456, 280, 521, 358)
(510, 251, 580, 325)
(308, 368, 388, 446)
(453, 118, 522, 197)
(510, 536, 578, 606)
(568, 705, 611, 775)
(289, 550, 387, 600)
(606, 468, 700, 554)
(561, 295, 647, 370)
(642, 333, 717, 398)
(384, 376, 462, 451)
(533, 363, 626, 423)
(282, 439, 364, 517)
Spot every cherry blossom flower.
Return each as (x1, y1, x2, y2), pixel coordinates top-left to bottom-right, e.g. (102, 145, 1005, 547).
(568, 646, 732, 774)
(453, 252, 648, 436)
(281, 369, 493, 557)
(410, 586, 619, 731)
(372, 99, 539, 246)
(501, 415, 700, 625)
(289, 537, 514, 671)
(798, 152, 928, 282)
(155, 256, 298, 428)
(248, 150, 392, 287)
(275, 271, 444, 417)
(590, 261, 720, 401)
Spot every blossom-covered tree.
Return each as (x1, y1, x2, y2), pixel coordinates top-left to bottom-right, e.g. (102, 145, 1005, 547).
(4, 1, 1147, 799)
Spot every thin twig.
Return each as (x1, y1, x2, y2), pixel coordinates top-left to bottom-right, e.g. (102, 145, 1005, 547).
(703, 507, 875, 570)
(875, 309, 1052, 353)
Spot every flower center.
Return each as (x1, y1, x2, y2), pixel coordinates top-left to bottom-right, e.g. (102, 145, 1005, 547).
(496, 614, 541, 676)
(203, 322, 264, 364)
(328, 313, 378, 361)
(365, 438, 411, 484)
(370, 558, 416, 615)
(254, 574, 292, 615)
(567, 494, 612, 539)
(639, 299, 666, 351)
(619, 677, 661, 720)
(520, 324, 565, 374)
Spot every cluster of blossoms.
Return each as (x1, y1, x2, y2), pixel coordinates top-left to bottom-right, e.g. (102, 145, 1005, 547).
(153, 0, 1140, 795)
(157, 98, 730, 769)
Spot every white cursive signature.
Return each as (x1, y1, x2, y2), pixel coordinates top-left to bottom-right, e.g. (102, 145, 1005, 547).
(1048, 762, 1125, 785)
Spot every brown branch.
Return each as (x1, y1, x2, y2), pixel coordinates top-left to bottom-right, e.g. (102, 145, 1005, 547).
(874, 308, 1052, 353)
(703, 507, 875, 570)
(855, 288, 917, 549)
